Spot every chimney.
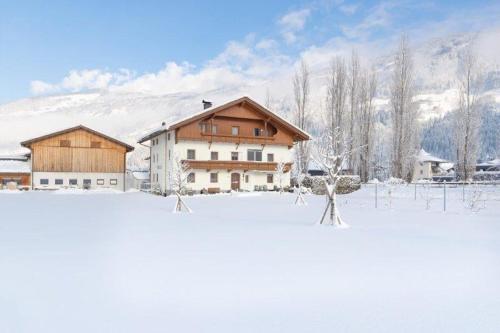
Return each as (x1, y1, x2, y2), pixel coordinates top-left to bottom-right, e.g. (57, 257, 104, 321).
(202, 100, 213, 110)
(161, 121, 166, 126)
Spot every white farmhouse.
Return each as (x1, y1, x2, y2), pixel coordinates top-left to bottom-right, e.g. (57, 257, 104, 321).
(138, 96, 310, 194)
(413, 149, 453, 181)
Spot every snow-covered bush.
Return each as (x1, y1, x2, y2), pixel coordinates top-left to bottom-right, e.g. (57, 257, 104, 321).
(336, 175, 361, 194)
(464, 184, 486, 213)
(385, 177, 406, 185)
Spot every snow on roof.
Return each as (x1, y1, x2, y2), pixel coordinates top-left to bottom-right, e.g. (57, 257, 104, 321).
(417, 149, 447, 163)
(477, 158, 500, 166)
(132, 171, 149, 180)
(0, 160, 30, 173)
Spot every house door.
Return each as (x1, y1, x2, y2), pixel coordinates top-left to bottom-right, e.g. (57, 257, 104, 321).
(231, 173, 240, 191)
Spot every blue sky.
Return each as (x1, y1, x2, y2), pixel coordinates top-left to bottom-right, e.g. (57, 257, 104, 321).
(1, 0, 499, 103)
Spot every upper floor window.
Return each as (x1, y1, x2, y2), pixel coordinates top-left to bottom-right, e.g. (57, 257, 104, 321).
(211, 125, 218, 134)
(211, 152, 219, 161)
(60, 140, 71, 147)
(167, 133, 171, 141)
(247, 149, 262, 161)
(231, 152, 239, 161)
(91, 141, 101, 148)
(187, 149, 196, 160)
(253, 128, 261, 137)
(232, 126, 239, 136)
(200, 122, 208, 133)
(267, 153, 274, 162)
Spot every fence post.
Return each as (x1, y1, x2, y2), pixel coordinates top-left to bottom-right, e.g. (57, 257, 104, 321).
(443, 182, 447, 212)
(375, 183, 378, 208)
(462, 182, 465, 202)
(414, 183, 417, 200)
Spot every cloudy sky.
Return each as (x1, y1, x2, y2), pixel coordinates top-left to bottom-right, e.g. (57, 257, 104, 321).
(1, 0, 499, 104)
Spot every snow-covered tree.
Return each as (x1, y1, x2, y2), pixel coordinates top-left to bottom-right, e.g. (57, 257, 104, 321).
(169, 153, 192, 213)
(275, 161, 287, 194)
(293, 154, 307, 205)
(312, 127, 352, 227)
(347, 50, 360, 171)
(390, 34, 419, 182)
(356, 70, 377, 182)
(293, 59, 311, 175)
(454, 45, 483, 181)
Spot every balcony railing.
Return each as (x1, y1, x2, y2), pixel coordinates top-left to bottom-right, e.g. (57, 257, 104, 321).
(183, 160, 292, 172)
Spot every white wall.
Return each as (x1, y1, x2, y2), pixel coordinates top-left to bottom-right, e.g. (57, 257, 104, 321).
(33, 172, 125, 190)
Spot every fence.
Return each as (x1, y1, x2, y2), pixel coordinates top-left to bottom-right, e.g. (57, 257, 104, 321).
(363, 181, 499, 212)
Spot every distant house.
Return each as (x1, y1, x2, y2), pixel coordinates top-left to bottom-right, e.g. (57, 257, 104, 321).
(126, 169, 150, 191)
(21, 125, 134, 190)
(137, 96, 310, 194)
(474, 158, 500, 181)
(413, 149, 454, 181)
(0, 154, 31, 189)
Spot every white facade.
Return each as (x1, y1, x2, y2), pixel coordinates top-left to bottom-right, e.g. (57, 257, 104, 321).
(149, 130, 292, 194)
(33, 172, 125, 190)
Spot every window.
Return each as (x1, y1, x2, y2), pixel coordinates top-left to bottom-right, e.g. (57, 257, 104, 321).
(168, 149, 171, 160)
(110, 179, 118, 185)
(167, 133, 171, 141)
(60, 140, 71, 147)
(187, 173, 195, 183)
(91, 141, 101, 148)
(200, 122, 209, 133)
(55, 179, 63, 185)
(69, 179, 77, 185)
(40, 179, 49, 185)
(211, 151, 218, 160)
(152, 154, 155, 163)
(211, 125, 218, 134)
(253, 128, 261, 137)
(187, 149, 196, 160)
(97, 179, 104, 185)
(231, 152, 239, 161)
(245, 175, 249, 183)
(231, 126, 239, 136)
(247, 149, 262, 161)
(267, 174, 274, 183)
(267, 153, 274, 162)
(83, 179, 91, 185)
(210, 173, 218, 183)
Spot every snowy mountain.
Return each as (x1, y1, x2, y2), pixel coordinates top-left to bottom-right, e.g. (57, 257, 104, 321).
(1, 32, 498, 165)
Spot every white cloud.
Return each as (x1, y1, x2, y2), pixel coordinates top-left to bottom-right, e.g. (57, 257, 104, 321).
(340, 2, 395, 39)
(278, 8, 311, 44)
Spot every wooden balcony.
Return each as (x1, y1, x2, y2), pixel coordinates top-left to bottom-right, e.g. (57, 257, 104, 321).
(183, 160, 292, 172)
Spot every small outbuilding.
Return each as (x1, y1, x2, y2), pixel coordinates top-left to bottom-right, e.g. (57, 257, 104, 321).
(0, 154, 31, 189)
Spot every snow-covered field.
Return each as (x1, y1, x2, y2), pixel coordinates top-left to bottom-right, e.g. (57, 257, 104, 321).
(1, 186, 499, 332)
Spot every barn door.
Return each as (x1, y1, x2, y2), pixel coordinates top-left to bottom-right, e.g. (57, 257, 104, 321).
(231, 173, 240, 191)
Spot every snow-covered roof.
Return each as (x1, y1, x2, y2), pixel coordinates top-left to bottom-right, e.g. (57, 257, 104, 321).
(0, 154, 29, 162)
(132, 171, 149, 180)
(0, 160, 30, 173)
(137, 96, 311, 143)
(417, 149, 447, 163)
(477, 158, 500, 167)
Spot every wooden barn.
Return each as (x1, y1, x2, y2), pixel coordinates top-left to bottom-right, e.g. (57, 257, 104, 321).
(21, 125, 134, 191)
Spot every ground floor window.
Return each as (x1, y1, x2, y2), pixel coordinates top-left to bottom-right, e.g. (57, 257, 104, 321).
(69, 179, 77, 185)
(97, 179, 104, 185)
(267, 174, 273, 183)
(210, 173, 218, 183)
(83, 179, 91, 185)
(110, 179, 118, 185)
(55, 179, 63, 185)
(245, 175, 249, 183)
(187, 173, 195, 183)
(40, 179, 49, 185)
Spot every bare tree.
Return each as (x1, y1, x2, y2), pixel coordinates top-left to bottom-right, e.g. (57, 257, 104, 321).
(356, 70, 377, 182)
(454, 46, 482, 181)
(325, 57, 348, 158)
(347, 50, 360, 171)
(169, 154, 192, 213)
(312, 128, 352, 227)
(275, 161, 287, 194)
(293, 59, 311, 175)
(265, 88, 272, 109)
(390, 34, 419, 181)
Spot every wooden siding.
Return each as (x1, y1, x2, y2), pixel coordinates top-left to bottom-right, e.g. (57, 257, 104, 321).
(184, 160, 292, 172)
(30, 129, 127, 173)
(176, 103, 297, 146)
(0, 173, 31, 186)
